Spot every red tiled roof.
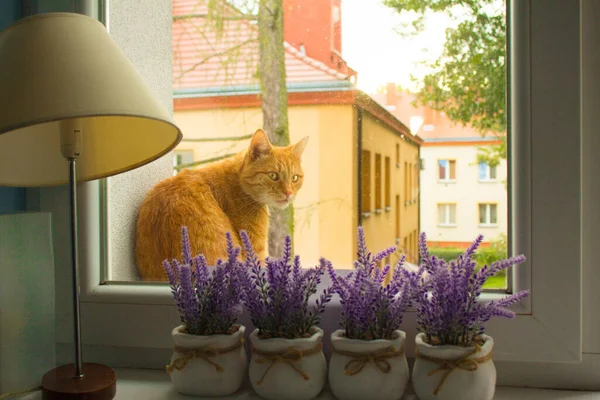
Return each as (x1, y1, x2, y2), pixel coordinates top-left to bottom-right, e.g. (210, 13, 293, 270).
(172, 0, 355, 91)
(371, 90, 505, 141)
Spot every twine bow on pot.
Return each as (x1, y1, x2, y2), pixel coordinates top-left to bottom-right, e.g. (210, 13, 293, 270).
(333, 343, 406, 376)
(416, 345, 493, 396)
(165, 337, 245, 374)
(252, 342, 323, 386)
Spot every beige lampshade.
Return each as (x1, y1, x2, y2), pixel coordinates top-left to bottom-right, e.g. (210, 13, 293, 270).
(0, 12, 182, 187)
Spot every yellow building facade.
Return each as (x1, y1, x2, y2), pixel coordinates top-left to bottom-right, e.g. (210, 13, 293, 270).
(173, 91, 421, 268)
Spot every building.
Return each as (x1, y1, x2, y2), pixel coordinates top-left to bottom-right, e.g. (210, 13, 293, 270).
(373, 84, 507, 249)
(171, 0, 422, 266)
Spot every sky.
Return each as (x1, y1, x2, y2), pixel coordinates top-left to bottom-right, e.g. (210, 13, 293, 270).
(341, 0, 454, 94)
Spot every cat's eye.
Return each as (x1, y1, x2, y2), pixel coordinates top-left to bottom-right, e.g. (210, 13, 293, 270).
(268, 172, 279, 180)
(292, 174, 299, 182)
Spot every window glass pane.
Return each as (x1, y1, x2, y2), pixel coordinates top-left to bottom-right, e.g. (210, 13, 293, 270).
(362, 150, 371, 212)
(490, 165, 498, 180)
(118, 0, 508, 292)
(438, 159, 448, 179)
(375, 153, 382, 209)
(490, 204, 498, 224)
(449, 204, 456, 224)
(478, 161, 487, 180)
(385, 156, 391, 207)
(438, 204, 446, 224)
(479, 203, 487, 224)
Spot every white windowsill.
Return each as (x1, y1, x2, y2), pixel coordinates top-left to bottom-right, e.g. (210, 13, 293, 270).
(11, 368, 600, 399)
(437, 179, 456, 183)
(479, 223, 499, 228)
(437, 223, 457, 227)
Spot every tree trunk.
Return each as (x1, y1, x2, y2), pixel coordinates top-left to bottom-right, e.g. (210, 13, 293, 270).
(258, 0, 293, 258)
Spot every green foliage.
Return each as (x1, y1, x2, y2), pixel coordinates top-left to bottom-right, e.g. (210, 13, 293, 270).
(384, 0, 507, 162)
(428, 233, 508, 277)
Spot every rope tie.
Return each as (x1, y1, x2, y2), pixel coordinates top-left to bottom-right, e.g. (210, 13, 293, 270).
(332, 342, 406, 376)
(416, 345, 493, 396)
(252, 342, 323, 386)
(165, 336, 245, 374)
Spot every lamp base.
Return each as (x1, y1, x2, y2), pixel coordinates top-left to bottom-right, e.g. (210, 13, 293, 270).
(41, 363, 116, 400)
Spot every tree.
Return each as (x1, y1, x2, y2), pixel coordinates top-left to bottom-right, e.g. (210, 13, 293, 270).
(173, 0, 293, 257)
(258, 0, 293, 257)
(384, 0, 506, 166)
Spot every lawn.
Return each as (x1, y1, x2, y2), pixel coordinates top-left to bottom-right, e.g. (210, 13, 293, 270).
(483, 273, 507, 290)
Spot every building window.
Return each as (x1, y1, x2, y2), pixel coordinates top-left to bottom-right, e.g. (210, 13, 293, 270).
(361, 150, 371, 214)
(479, 203, 498, 226)
(395, 194, 400, 239)
(172, 150, 194, 175)
(478, 161, 498, 181)
(375, 153, 382, 211)
(438, 159, 456, 181)
(395, 143, 400, 167)
(384, 156, 391, 209)
(437, 203, 457, 226)
(404, 161, 408, 204)
(413, 160, 419, 200)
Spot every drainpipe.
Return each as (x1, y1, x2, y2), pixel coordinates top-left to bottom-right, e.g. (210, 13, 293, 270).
(357, 106, 363, 226)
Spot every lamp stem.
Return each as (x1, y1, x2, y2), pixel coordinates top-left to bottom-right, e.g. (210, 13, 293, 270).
(68, 157, 84, 379)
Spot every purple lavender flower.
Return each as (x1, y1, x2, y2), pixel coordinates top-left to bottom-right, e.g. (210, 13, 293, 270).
(415, 233, 530, 346)
(240, 231, 332, 339)
(163, 227, 245, 336)
(328, 227, 424, 340)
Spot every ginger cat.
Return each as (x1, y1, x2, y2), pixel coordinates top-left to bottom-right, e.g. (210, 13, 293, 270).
(135, 129, 308, 281)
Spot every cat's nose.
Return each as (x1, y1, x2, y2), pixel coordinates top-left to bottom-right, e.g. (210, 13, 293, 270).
(285, 191, 293, 199)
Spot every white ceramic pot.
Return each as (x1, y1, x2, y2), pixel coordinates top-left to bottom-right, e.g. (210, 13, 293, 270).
(166, 324, 247, 397)
(328, 329, 409, 400)
(249, 327, 326, 400)
(412, 333, 496, 400)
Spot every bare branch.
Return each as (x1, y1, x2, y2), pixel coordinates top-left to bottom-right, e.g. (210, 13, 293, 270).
(173, 13, 258, 21)
(181, 134, 252, 142)
(174, 38, 257, 81)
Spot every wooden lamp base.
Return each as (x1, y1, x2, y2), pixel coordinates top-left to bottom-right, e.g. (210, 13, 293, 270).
(41, 363, 116, 400)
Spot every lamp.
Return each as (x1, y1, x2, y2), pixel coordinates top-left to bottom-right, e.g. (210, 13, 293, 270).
(0, 12, 182, 400)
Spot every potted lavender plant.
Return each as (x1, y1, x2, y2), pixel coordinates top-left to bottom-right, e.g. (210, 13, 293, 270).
(164, 227, 246, 397)
(325, 227, 423, 400)
(240, 231, 332, 400)
(412, 233, 529, 400)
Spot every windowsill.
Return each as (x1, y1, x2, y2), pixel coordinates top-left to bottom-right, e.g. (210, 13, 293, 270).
(11, 368, 600, 399)
(437, 223, 457, 228)
(478, 179, 499, 183)
(437, 179, 456, 183)
(361, 211, 372, 219)
(479, 224, 499, 228)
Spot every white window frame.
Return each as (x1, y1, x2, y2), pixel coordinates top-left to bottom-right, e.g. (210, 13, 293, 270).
(478, 203, 498, 227)
(437, 203, 457, 227)
(437, 158, 456, 182)
(478, 161, 498, 182)
(42, 0, 600, 387)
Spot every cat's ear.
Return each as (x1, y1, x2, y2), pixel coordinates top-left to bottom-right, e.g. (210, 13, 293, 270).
(291, 136, 309, 158)
(248, 129, 272, 160)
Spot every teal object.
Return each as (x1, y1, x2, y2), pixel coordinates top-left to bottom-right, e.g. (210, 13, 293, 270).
(0, 212, 55, 395)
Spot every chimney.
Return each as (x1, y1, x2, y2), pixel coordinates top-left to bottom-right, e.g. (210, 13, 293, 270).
(385, 82, 397, 106)
(284, 0, 344, 71)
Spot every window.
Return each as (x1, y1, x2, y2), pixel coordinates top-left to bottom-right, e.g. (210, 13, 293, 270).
(438, 159, 456, 181)
(478, 203, 498, 226)
(395, 194, 400, 239)
(375, 153, 382, 211)
(413, 160, 419, 200)
(60, 0, 588, 385)
(384, 156, 391, 209)
(361, 150, 371, 214)
(478, 161, 498, 181)
(395, 143, 400, 166)
(172, 150, 194, 175)
(404, 161, 408, 204)
(437, 203, 456, 226)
